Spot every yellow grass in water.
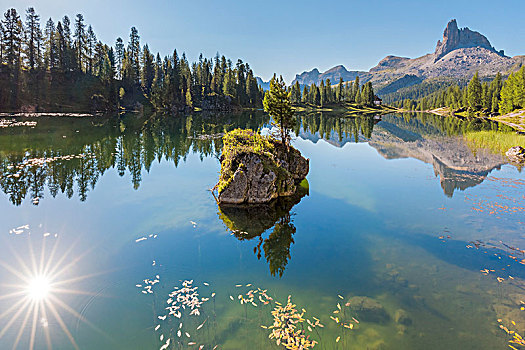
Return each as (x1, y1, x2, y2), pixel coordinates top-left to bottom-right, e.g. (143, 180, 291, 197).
(464, 131, 525, 155)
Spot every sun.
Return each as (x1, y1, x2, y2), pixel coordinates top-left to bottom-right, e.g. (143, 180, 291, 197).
(26, 275, 52, 301)
(0, 236, 105, 350)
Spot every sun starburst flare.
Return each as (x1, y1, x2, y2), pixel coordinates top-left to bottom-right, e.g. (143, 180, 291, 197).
(0, 234, 107, 350)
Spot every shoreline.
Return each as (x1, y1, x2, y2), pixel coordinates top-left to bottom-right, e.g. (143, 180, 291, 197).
(0, 112, 105, 118)
(399, 107, 525, 133)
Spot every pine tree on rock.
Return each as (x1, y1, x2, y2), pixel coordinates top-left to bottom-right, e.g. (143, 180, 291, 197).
(263, 74, 295, 149)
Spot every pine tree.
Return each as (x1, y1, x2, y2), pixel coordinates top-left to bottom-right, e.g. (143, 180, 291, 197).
(263, 74, 295, 149)
(61, 15, 72, 70)
(301, 85, 308, 103)
(0, 21, 4, 64)
(44, 18, 56, 70)
(141, 44, 154, 94)
(467, 72, 482, 111)
(73, 14, 85, 71)
(354, 76, 360, 104)
(24, 7, 40, 70)
(337, 77, 343, 102)
(55, 21, 66, 69)
(325, 79, 332, 104)
(115, 37, 124, 80)
(490, 72, 503, 113)
(128, 27, 140, 85)
(319, 80, 326, 106)
(2, 8, 23, 71)
(86, 25, 96, 73)
(499, 67, 525, 114)
(235, 59, 247, 105)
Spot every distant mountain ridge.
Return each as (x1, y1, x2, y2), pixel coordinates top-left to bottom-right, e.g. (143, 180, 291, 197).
(291, 65, 370, 86)
(256, 77, 270, 91)
(291, 19, 525, 97)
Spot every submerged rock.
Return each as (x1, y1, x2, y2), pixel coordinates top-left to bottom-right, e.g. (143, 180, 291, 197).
(394, 309, 412, 326)
(217, 129, 309, 204)
(506, 146, 525, 163)
(348, 296, 390, 324)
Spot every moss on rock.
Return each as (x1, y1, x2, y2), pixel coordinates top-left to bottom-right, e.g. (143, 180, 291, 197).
(217, 129, 309, 204)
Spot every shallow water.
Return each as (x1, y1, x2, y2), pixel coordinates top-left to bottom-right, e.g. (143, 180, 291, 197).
(0, 112, 524, 349)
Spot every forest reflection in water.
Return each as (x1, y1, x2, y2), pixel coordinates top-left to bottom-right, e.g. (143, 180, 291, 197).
(218, 182, 309, 277)
(0, 110, 516, 207)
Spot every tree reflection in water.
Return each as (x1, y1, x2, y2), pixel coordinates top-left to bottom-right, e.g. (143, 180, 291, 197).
(0, 110, 511, 206)
(217, 184, 308, 277)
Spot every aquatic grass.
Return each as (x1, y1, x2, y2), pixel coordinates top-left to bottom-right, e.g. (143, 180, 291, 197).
(464, 130, 525, 155)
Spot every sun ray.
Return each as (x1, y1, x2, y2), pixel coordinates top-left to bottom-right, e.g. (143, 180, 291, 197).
(52, 269, 114, 288)
(0, 298, 32, 339)
(0, 260, 32, 284)
(40, 300, 53, 350)
(47, 245, 96, 282)
(0, 290, 27, 302)
(51, 288, 100, 297)
(42, 236, 62, 277)
(0, 297, 30, 322)
(38, 235, 47, 276)
(11, 299, 33, 350)
(50, 294, 109, 339)
(45, 299, 80, 350)
(45, 240, 81, 279)
(27, 237, 39, 282)
(29, 301, 40, 350)
(0, 233, 99, 349)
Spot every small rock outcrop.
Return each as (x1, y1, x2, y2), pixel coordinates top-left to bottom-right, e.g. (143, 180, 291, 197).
(506, 146, 525, 163)
(394, 309, 412, 326)
(434, 19, 502, 61)
(347, 296, 390, 324)
(216, 129, 309, 204)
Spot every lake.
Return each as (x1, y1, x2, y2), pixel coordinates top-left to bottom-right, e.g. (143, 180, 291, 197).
(0, 111, 524, 349)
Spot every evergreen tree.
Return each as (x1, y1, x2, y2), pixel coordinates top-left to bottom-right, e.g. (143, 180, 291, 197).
(235, 59, 247, 105)
(291, 81, 301, 104)
(319, 80, 326, 106)
(2, 8, 23, 71)
(467, 71, 482, 110)
(127, 26, 140, 85)
(114, 37, 124, 79)
(337, 77, 343, 102)
(61, 15, 72, 70)
(24, 7, 40, 70)
(55, 21, 66, 69)
(354, 76, 360, 104)
(141, 44, 154, 94)
(499, 67, 525, 114)
(86, 25, 96, 73)
(44, 18, 56, 70)
(263, 74, 295, 149)
(73, 14, 85, 71)
(325, 79, 332, 104)
(301, 85, 308, 103)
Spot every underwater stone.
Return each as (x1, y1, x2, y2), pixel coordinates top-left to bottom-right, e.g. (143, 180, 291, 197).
(394, 309, 412, 326)
(348, 296, 390, 324)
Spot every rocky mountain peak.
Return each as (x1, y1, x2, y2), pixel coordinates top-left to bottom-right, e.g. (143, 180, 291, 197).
(434, 19, 503, 61)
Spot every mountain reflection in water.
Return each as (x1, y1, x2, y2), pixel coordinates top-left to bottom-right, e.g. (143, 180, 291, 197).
(0, 111, 516, 206)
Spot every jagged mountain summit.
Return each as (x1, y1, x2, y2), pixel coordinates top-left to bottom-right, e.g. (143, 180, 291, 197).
(290, 19, 525, 93)
(434, 19, 504, 61)
(291, 65, 370, 87)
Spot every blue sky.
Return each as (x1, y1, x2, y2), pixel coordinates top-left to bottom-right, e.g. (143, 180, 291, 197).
(3, 0, 525, 82)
